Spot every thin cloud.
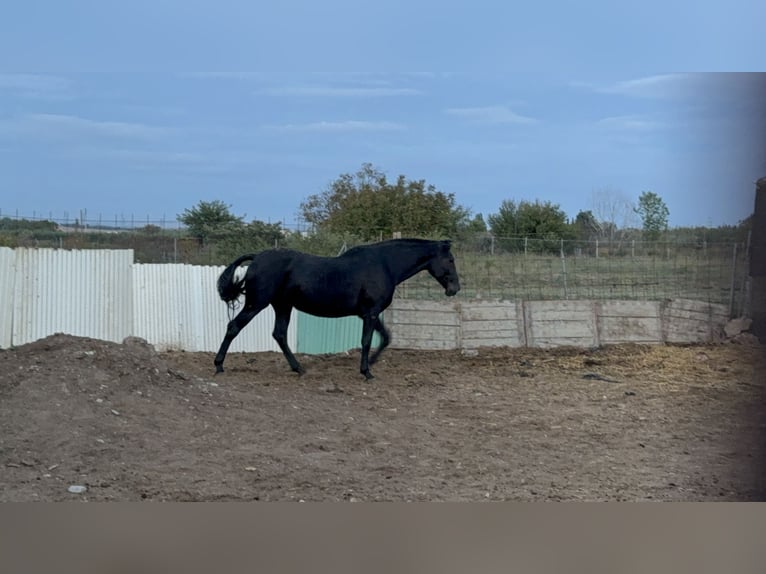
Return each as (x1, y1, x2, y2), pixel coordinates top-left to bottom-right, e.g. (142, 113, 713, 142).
(183, 73, 425, 96)
(400, 72, 454, 80)
(445, 105, 537, 125)
(596, 115, 665, 132)
(90, 148, 205, 164)
(255, 85, 422, 97)
(573, 74, 696, 99)
(5, 113, 170, 140)
(117, 103, 187, 117)
(309, 71, 452, 85)
(268, 120, 406, 132)
(0, 74, 73, 100)
(64, 146, 235, 175)
(179, 72, 264, 81)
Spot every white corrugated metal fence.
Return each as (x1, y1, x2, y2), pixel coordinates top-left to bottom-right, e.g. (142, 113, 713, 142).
(0, 248, 294, 352)
(10, 248, 133, 346)
(0, 247, 15, 348)
(132, 263, 295, 352)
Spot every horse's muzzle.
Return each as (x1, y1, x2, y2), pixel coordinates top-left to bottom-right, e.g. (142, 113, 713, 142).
(445, 286, 460, 297)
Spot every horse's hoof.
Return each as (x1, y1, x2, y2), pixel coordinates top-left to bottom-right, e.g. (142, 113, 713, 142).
(214, 365, 224, 375)
(362, 371, 375, 380)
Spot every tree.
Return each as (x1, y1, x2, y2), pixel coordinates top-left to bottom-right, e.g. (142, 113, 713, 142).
(0, 217, 58, 232)
(140, 224, 163, 235)
(515, 200, 571, 238)
(459, 213, 488, 236)
(589, 187, 640, 252)
(299, 163, 470, 241)
(634, 191, 669, 241)
(178, 200, 244, 245)
(456, 213, 492, 251)
(215, 219, 285, 261)
(488, 199, 572, 252)
(571, 210, 600, 241)
(487, 200, 520, 238)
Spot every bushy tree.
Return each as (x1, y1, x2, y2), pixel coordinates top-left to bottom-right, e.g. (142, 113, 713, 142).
(0, 217, 59, 232)
(458, 213, 488, 236)
(178, 200, 244, 245)
(456, 213, 493, 251)
(634, 191, 669, 241)
(572, 209, 600, 241)
(487, 200, 520, 238)
(214, 219, 285, 261)
(488, 199, 572, 252)
(300, 163, 470, 241)
(282, 229, 364, 256)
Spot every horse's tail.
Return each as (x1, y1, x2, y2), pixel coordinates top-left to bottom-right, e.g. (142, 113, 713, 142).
(217, 253, 256, 304)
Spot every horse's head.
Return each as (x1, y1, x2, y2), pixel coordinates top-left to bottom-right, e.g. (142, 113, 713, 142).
(427, 241, 461, 296)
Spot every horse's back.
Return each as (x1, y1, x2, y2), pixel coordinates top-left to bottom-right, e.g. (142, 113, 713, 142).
(246, 247, 391, 316)
(247, 248, 350, 292)
(243, 249, 297, 285)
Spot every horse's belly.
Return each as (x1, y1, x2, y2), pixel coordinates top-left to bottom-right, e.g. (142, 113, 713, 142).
(293, 299, 358, 319)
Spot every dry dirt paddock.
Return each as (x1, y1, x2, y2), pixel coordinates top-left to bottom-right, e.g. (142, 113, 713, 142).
(1, 333, 764, 501)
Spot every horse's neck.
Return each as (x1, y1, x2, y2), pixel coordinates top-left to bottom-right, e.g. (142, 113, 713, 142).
(384, 244, 434, 285)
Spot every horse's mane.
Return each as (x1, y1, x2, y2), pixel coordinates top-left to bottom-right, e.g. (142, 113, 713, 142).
(342, 238, 450, 257)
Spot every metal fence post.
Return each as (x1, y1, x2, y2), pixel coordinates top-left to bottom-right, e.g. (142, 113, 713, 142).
(740, 230, 752, 316)
(749, 177, 766, 341)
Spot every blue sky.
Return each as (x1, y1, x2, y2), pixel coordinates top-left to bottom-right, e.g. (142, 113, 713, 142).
(1, 1, 764, 229)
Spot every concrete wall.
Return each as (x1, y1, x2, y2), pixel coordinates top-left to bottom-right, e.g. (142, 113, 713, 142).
(460, 300, 525, 349)
(387, 299, 460, 350)
(660, 298, 730, 344)
(523, 300, 598, 348)
(597, 300, 662, 345)
(388, 297, 729, 351)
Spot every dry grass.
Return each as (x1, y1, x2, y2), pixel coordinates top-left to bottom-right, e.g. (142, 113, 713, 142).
(460, 342, 765, 390)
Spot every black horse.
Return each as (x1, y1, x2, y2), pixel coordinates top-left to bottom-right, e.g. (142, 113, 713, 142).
(214, 238, 461, 379)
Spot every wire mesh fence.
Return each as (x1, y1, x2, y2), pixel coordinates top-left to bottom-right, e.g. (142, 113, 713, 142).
(398, 237, 750, 316)
(0, 212, 309, 264)
(0, 211, 750, 314)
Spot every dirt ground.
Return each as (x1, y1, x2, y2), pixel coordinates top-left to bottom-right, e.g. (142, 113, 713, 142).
(1, 333, 764, 501)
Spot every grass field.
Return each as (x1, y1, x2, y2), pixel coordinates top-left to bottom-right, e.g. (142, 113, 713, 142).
(397, 244, 748, 313)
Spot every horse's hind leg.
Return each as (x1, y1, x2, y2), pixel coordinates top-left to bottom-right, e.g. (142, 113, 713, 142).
(214, 301, 265, 373)
(272, 305, 304, 375)
(369, 316, 390, 366)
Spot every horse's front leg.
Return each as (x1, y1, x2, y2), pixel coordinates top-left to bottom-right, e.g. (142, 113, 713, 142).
(359, 314, 377, 380)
